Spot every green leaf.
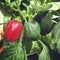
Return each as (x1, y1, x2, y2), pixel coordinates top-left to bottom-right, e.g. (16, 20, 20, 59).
(0, 42, 26, 60)
(53, 21, 60, 40)
(53, 21, 60, 53)
(33, 4, 52, 12)
(24, 21, 41, 39)
(43, 33, 56, 50)
(28, 41, 42, 55)
(49, 2, 60, 10)
(56, 40, 60, 53)
(21, 10, 27, 18)
(43, 33, 52, 45)
(5, 0, 10, 4)
(55, 28, 60, 40)
(24, 48, 28, 60)
(11, 2, 17, 7)
(38, 46, 50, 60)
(38, 40, 50, 60)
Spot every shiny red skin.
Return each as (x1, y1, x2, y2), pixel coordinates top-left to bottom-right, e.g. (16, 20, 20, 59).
(5, 20, 23, 42)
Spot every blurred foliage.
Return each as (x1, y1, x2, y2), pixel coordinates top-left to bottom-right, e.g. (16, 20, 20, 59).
(0, 0, 60, 60)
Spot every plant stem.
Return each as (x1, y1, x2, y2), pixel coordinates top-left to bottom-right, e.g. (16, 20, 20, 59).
(18, 10, 26, 21)
(0, 23, 6, 25)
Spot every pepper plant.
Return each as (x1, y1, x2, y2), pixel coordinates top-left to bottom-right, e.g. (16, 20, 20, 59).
(0, 0, 60, 60)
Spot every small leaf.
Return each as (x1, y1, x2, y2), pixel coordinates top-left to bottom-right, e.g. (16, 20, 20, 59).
(29, 41, 42, 55)
(21, 10, 27, 18)
(43, 33, 52, 45)
(38, 40, 50, 60)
